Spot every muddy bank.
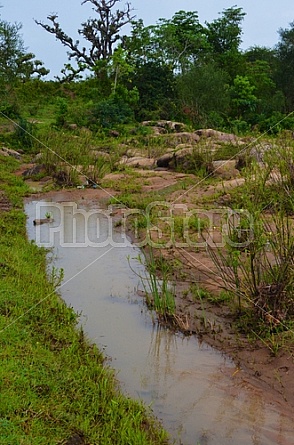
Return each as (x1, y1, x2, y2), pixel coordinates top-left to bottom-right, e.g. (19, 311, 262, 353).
(24, 170, 294, 417)
(25, 195, 294, 445)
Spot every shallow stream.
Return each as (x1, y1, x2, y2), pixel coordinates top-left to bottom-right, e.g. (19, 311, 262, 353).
(25, 198, 294, 445)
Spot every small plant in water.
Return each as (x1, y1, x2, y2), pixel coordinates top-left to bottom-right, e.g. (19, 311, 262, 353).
(128, 248, 176, 322)
(48, 266, 64, 289)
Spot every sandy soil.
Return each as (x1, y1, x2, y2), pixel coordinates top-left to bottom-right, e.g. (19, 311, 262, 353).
(21, 167, 294, 414)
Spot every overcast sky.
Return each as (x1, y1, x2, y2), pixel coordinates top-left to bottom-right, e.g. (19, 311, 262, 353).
(1, 0, 293, 78)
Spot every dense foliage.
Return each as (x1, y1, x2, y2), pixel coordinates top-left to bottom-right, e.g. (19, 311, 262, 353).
(1, 3, 294, 133)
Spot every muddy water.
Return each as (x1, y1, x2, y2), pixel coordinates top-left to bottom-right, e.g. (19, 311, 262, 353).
(25, 199, 294, 445)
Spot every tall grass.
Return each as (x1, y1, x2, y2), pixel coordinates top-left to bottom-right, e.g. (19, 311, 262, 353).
(206, 140, 294, 350)
(129, 248, 176, 323)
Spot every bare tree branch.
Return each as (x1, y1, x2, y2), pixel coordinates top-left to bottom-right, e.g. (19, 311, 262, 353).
(35, 0, 135, 75)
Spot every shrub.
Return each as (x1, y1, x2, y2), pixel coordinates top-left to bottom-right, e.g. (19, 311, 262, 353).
(88, 96, 134, 129)
(13, 117, 35, 150)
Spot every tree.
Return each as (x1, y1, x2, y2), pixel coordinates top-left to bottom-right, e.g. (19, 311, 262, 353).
(35, 0, 135, 79)
(244, 45, 278, 68)
(230, 75, 258, 119)
(0, 19, 48, 82)
(245, 59, 285, 116)
(205, 6, 246, 78)
(150, 11, 208, 73)
(130, 61, 176, 120)
(176, 62, 230, 127)
(276, 22, 294, 110)
(124, 12, 208, 74)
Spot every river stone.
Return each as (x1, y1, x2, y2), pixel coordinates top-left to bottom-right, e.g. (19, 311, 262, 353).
(126, 148, 145, 158)
(175, 146, 195, 160)
(209, 160, 240, 179)
(161, 132, 200, 147)
(67, 123, 78, 130)
(123, 156, 155, 168)
(22, 164, 47, 178)
(1, 146, 22, 159)
(33, 152, 43, 162)
(142, 120, 187, 132)
(157, 146, 196, 169)
(196, 129, 238, 143)
(90, 150, 111, 160)
(250, 142, 274, 163)
(150, 126, 168, 135)
(156, 152, 175, 168)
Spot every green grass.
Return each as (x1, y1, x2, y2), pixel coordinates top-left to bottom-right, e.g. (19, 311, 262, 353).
(0, 156, 169, 445)
(130, 250, 176, 323)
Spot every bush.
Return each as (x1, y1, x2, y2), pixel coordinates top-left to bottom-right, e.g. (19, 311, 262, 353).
(227, 119, 251, 135)
(54, 97, 69, 128)
(0, 101, 20, 119)
(88, 96, 134, 129)
(13, 117, 35, 150)
(257, 112, 294, 134)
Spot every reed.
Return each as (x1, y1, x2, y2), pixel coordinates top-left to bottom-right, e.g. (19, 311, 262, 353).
(130, 248, 176, 323)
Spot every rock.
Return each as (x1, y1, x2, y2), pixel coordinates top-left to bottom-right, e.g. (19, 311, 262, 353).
(159, 132, 200, 148)
(90, 150, 111, 160)
(22, 164, 47, 178)
(53, 170, 73, 186)
(196, 129, 238, 143)
(157, 146, 196, 169)
(150, 126, 168, 135)
(109, 130, 120, 137)
(67, 123, 78, 130)
(250, 143, 274, 163)
(177, 133, 200, 143)
(175, 146, 194, 161)
(142, 120, 187, 132)
(33, 218, 54, 225)
(216, 193, 232, 206)
(126, 148, 144, 158)
(121, 156, 155, 169)
(157, 153, 175, 168)
(160, 121, 187, 132)
(33, 152, 43, 162)
(154, 167, 169, 171)
(0, 146, 22, 159)
(209, 160, 240, 179)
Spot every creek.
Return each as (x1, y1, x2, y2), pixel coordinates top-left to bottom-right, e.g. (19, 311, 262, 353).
(25, 198, 294, 445)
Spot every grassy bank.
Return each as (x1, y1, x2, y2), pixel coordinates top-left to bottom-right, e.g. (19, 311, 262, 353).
(0, 156, 169, 444)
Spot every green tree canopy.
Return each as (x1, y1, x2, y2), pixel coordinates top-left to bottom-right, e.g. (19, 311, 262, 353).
(205, 6, 246, 78)
(124, 11, 208, 74)
(176, 62, 230, 127)
(276, 22, 294, 109)
(0, 18, 48, 82)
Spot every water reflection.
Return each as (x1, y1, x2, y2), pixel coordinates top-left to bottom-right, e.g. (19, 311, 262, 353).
(25, 199, 294, 445)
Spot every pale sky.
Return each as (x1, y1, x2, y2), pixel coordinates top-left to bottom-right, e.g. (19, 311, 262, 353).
(1, 0, 293, 78)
